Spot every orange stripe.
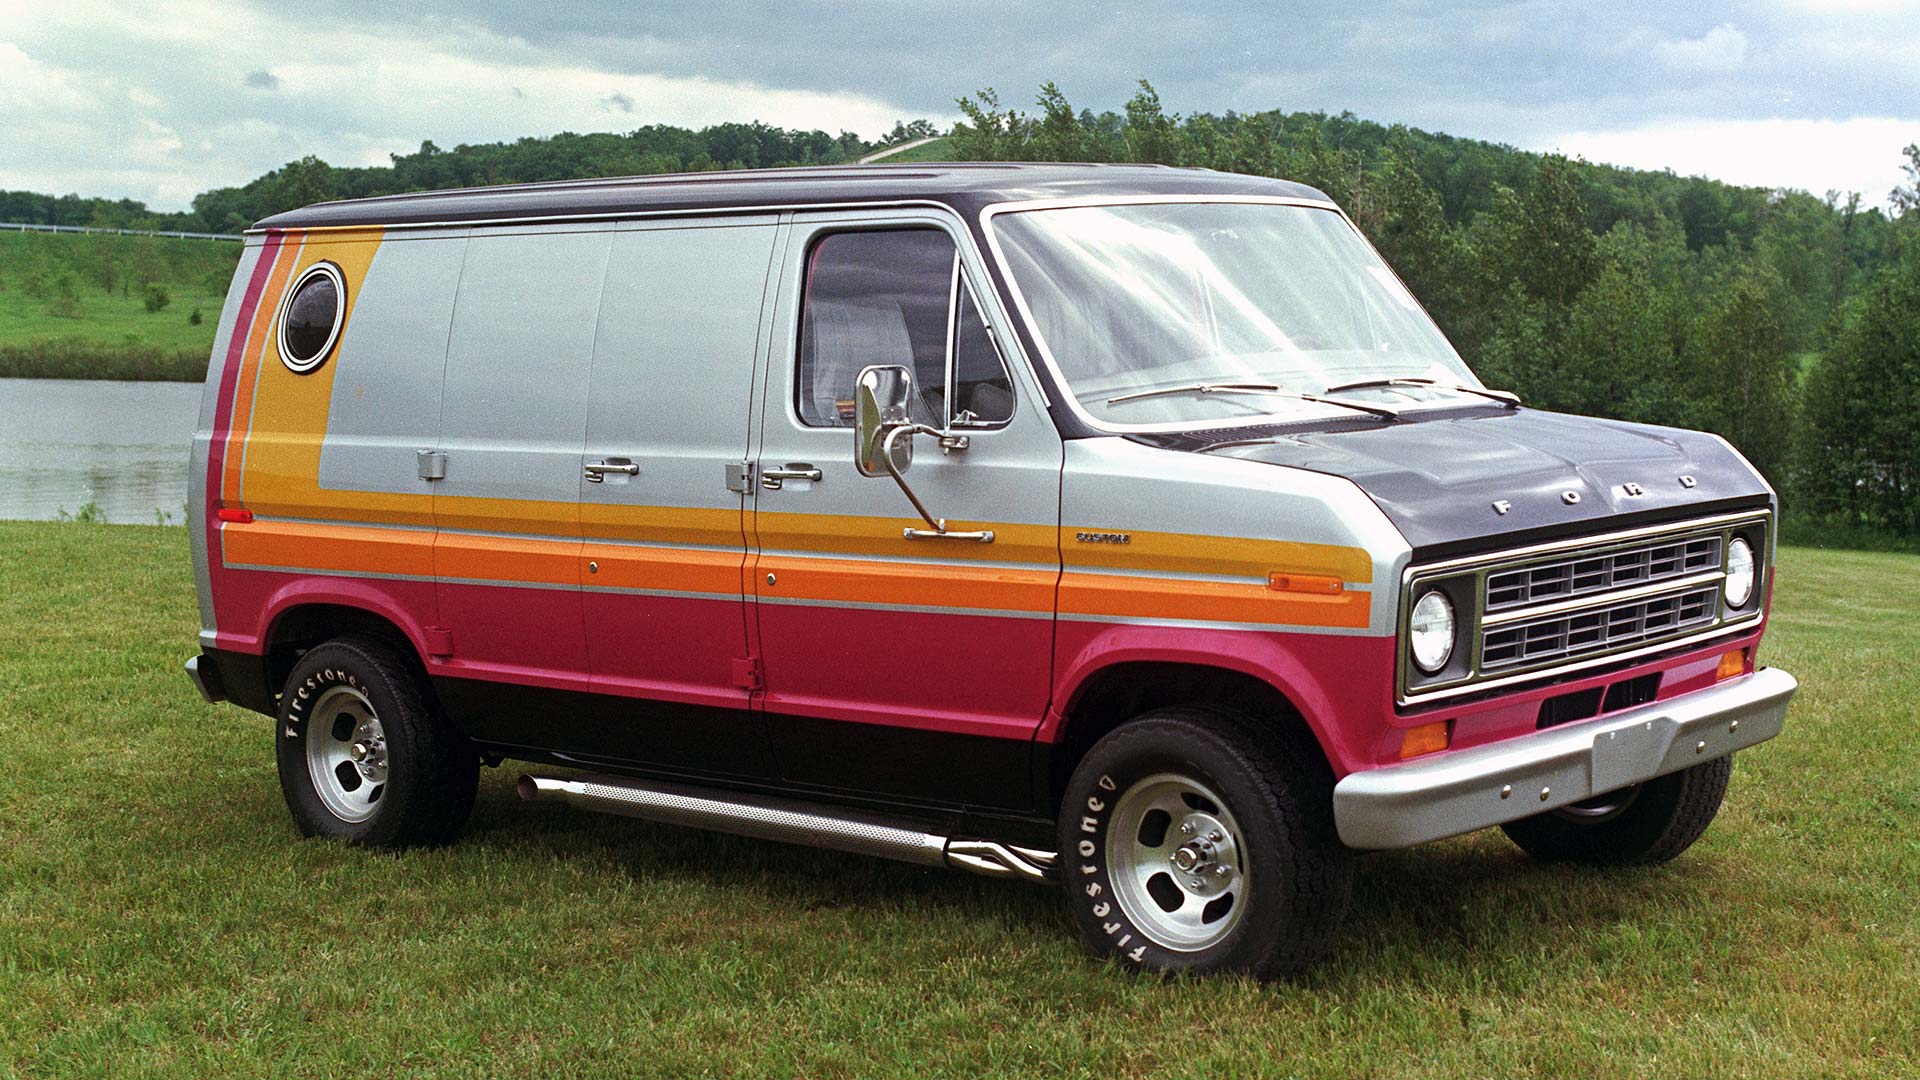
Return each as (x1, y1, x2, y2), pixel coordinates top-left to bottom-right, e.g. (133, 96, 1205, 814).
(1060, 571, 1370, 628)
(221, 519, 433, 578)
(582, 503, 741, 548)
(1064, 527, 1372, 585)
(435, 532, 579, 587)
(223, 237, 303, 503)
(583, 541, 741, 595)
(758, 510, 1057, 566)
(759, 553, 1057, 612)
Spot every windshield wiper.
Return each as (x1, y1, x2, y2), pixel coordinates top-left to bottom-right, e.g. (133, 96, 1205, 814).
(1104, 381, 1402, 422)
(1322, 377, 1521, 408)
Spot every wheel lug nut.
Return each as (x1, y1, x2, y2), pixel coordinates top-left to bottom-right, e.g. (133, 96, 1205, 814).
(1189, 878, 1205, 889)
(1179, 822, 1194, 836)
(1207, 830, 1224, 843)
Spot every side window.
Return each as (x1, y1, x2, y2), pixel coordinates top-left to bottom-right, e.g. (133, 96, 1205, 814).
(951, 285, 1014, 426)
(796, 228, 1016, 429)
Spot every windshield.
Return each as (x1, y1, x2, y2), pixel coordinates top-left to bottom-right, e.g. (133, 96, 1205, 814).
(990, 200, 1480, 428)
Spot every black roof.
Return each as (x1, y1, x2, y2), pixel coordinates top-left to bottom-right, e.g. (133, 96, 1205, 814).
(254, 162, 1331, 231)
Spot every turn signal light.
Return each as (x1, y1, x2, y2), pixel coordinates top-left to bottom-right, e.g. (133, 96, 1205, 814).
(215, 507, 254, 524)
(1268, 572, 1343, 595)
(1400, 720, 1452, 759)
(1716, 649, 1748, 681)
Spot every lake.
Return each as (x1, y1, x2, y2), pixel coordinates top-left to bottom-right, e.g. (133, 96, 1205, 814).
(0, 378, 202, 524)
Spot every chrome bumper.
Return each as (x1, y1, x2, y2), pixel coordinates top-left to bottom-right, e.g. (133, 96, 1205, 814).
(1333, 667, 1797, 850)
(184, 654, 225, 704)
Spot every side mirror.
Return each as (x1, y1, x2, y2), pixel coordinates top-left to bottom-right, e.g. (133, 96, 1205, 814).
(855, 365, 916, 477)
(848, 363, 995, 543)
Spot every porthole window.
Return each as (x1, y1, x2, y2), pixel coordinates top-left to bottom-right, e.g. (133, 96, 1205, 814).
(277, 262, 345, 373)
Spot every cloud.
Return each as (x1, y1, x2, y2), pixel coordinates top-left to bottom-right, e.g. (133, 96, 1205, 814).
(1652, 24, 1749, 72)
(1543, 116, 1920, 200)
(0, 0, 916, 210)
(3, 0, 1920, 211)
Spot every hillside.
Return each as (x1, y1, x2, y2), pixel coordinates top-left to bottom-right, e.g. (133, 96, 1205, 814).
(0, 229, 237, 379)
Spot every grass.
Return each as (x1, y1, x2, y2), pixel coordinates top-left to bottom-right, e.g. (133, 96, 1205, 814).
(0, 230, 237, 380)
(1, 521, 1914, 1077)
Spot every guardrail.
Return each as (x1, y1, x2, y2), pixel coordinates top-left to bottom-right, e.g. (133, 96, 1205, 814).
(0, 221, 243, 241)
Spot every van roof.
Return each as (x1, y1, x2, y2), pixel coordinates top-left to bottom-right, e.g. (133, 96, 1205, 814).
(253, 162, 1332, 231)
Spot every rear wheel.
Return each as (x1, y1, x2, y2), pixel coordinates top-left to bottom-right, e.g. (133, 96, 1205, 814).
(274, 635, 478, 847)
(1058, 707, 1353, 978)
(1501, 755, 1732, 865)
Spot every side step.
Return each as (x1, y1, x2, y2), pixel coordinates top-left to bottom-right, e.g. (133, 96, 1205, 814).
(517, 773, 1057, 884)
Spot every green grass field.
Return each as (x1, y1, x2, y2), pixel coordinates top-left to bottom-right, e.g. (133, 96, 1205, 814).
(1, 521, 1914, 1077)
(0, 231, 237, 379)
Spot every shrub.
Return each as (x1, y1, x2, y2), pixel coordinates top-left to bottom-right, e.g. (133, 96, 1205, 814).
(143, 283, 171, 312)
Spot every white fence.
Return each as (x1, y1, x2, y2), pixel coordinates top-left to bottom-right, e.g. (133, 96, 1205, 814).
(0, 221, 243, 242)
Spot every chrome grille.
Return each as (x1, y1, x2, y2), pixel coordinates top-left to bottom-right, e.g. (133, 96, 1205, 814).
(1485, 535, 1721, 611)
(1398, 510, 1772, 706)
(1481, 586, 1718, 671)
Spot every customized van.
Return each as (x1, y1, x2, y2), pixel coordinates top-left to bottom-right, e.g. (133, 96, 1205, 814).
(186, 163, 1796, 977)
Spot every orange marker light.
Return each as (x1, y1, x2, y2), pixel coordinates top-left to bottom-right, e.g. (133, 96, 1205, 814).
(1400, 720, 1452, 759)
(1268, 572, 1343, 595)
(1716, 649, 1748, 681)
(215, 506, 254, 524)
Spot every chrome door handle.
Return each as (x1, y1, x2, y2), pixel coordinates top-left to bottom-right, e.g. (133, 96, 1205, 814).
(904, 528, 996, 542)
(761, 464, 822, 489)
(584, 458, 639, 482)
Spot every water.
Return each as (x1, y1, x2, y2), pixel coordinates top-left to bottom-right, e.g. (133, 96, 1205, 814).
(0, 378, 202, 524)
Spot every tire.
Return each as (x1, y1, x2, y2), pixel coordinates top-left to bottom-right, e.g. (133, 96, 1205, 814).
(1057, 706, 1354, 979)
(1500, 755, 1732, 865)
(274, 635, 478, 848)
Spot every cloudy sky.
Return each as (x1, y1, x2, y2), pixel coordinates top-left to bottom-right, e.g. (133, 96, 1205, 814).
(3, 0, 1918, 211)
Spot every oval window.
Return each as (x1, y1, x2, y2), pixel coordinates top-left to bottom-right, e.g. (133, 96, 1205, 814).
(278, 263, 345, 373)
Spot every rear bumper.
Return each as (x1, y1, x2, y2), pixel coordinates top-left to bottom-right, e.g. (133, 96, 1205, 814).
(185, 653, 226, 704)
(1333, 667, 1797, 849)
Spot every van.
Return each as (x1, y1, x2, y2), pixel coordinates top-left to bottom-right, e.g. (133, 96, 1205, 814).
(185, 164, 1796, 977)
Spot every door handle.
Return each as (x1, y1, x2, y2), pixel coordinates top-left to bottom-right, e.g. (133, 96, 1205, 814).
(584, 458, 639, 482)
(761, 464, 822, 490)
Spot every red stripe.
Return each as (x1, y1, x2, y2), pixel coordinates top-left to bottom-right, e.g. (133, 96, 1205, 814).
(203, 235, 284, 603)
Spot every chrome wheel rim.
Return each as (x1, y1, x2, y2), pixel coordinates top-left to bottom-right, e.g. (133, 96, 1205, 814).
(304, 685, 388, 823)
(1556, 783, 1641, 824)
(1108, 772, 1249, 952)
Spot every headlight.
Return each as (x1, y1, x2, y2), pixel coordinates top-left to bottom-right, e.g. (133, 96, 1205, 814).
(1409, 591, 1455, 673)
(1725, 538, 1756, 608)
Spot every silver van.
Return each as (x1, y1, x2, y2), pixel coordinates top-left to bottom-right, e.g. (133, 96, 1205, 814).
(187, 163, 1795, 976)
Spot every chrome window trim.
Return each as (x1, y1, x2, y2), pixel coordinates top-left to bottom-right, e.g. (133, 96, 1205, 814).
(247, 198, 965, 236)
(274, 261, 346, 374)
(1395, 510, 1773, 707)
(975, 193, 1480, 436)
(780, 208, 1025, 436)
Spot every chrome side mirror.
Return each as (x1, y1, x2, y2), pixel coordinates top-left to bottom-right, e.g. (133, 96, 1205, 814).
(850, 364, 994, 543)
(855, 365, 915, 477)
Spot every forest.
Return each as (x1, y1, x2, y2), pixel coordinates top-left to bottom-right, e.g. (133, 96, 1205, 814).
(1, 86, 1915, 541)
(949, 83, 1920, 544)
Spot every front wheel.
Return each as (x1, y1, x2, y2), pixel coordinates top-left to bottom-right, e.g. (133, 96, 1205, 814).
(274, 635, 478, 848)
(1500, 755, 1732, 865)
(1057, 707, 1353, 978)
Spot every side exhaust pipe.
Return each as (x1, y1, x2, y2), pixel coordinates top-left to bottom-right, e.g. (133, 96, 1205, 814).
(518, 774, 1056, 884)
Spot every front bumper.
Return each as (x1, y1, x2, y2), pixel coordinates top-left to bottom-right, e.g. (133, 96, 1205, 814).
(185, 653, 226, 704)
(1333, 667, 1797, 849)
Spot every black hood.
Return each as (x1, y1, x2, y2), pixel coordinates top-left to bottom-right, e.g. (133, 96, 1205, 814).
(1142, 407, 1771, 555)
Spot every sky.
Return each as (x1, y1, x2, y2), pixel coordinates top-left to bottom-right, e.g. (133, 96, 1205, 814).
(2, 0, 1918, 212)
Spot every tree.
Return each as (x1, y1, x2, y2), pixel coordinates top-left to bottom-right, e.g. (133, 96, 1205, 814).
(1797, 246, 1920, 530)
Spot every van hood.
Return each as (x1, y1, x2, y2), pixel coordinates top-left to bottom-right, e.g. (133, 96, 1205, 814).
(1139, 407, 1771, 553)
